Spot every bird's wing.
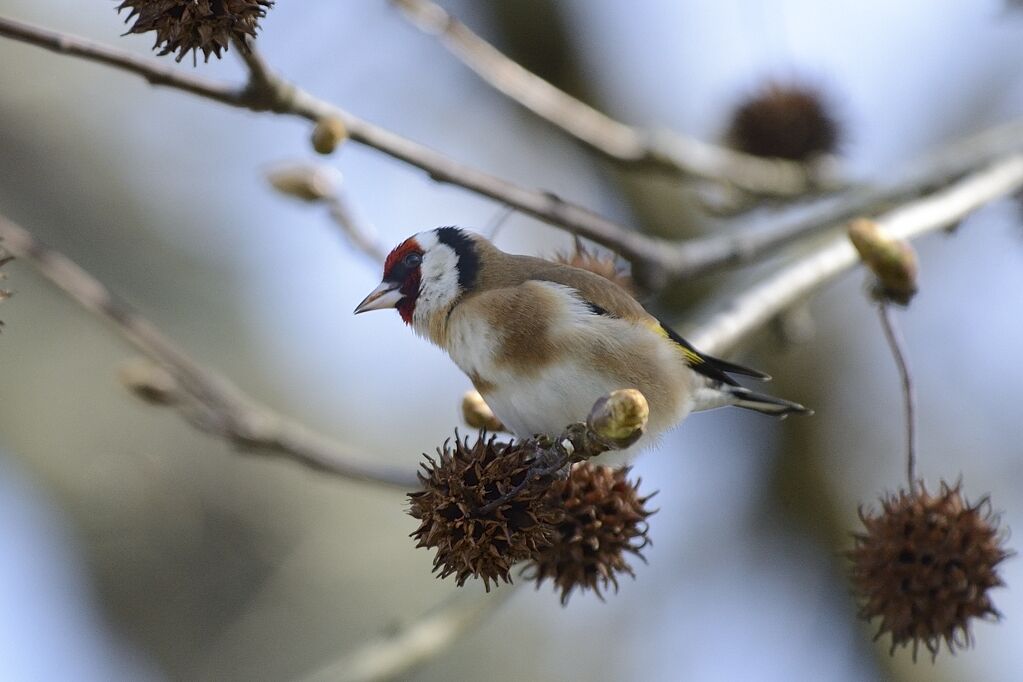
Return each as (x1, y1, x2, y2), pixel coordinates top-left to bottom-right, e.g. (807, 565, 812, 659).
(510, 259, 771, 385)
(472, 252, 771, 385)
(496, 255, 650, 319)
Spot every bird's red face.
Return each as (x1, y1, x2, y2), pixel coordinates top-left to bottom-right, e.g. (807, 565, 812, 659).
(354, 237, 424, 324)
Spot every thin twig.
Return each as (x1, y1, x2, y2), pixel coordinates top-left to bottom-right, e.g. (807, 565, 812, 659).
(877, 301, 917, 490)
(0, 249, 11, 332)
(483, 204, 515, 240)
(390, 0, 832, 198)
(264, 160, 387, 264)
(327, 192, 389, 264)
(0, 15, 249, 105)
(301, 588, 515, 682)
(0, 213, 418, 489)
(0, 16, 658, 268)
(667, 118, 1023, 282)
(5, 16, 1023, 286)
(685, 155, 1023, 356)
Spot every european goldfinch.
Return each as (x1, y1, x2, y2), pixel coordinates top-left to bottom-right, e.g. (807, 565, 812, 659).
(355, 227, 808, 452)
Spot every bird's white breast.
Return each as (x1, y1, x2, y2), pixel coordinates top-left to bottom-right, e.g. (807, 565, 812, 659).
(483, 360, 633, 438)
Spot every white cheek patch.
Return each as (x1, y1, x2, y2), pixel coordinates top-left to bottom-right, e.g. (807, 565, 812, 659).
(411, 242, 460, 337)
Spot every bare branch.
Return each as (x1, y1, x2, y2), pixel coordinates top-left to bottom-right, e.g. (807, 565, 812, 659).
(4, 16, 1023, 286)
(0, 16, 661, 270)
(265, 161, 388, 264)
(301, 588, 515, 682)
(391, 0, 831, 198)
(0, 15, 248, 105)
(665, 118, 1023, 282)
(327, 192, 389, 264)
(233, 48, 672, 270)
(685, 154, 1023, 356)
(0, 213, 418, 489)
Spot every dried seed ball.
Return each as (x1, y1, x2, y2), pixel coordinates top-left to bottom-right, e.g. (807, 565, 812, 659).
(848, 482, 1010, 659)
(118, 0, 274, 62)
(409, 434, 562, 590)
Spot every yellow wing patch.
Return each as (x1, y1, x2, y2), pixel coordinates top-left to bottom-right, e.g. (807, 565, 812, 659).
(681, 347, 703, 365)
(648, 320, 669, 336)
(646, 319, 704, 365)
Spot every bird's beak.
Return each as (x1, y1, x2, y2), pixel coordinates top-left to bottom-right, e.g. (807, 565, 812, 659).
(354, 281, 403, 314)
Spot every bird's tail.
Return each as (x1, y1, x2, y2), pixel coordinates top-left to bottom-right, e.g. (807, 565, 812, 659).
(726, 386, 813, 417)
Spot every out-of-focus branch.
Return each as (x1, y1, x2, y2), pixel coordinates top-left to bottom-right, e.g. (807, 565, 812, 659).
(665, 119, 1023, 283)
(301, 588, 515, 682)
(0, 213, 417, 489)
(326, 192, 389, 264)
(0, 15, 247, 105)
(0, 249, 11, 332)
(0, 16, 656, 269)
(266, 161, 388, 264)
(391, 0, 831, 198)
(4, 16, 1023, 286)
(685, 154, 1023, 356)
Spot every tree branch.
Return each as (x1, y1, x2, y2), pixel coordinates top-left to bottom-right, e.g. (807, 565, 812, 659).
(301, 588, 515, 682)
(0, 15, 247, 105)
(391, 0, 833, 198)
(0, 16, 668, 269)
(6, 16, 1023, 288)
(684, 154, 1023, 355)
(0, 212, 418, 489)
(664, 118, 1023, 282)
(265, 160, 389, 264)
(5, 16, 1023, 287)
(326, 190, 390, 265)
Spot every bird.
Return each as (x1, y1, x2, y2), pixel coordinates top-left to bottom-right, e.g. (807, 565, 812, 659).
(355, 227, 809, 455)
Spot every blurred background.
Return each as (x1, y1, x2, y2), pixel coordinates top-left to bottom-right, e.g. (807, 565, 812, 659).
(1, 1, 1022, 680)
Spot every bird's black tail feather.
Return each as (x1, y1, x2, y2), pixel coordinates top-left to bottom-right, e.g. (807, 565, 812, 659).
(728, 386, 813, 418)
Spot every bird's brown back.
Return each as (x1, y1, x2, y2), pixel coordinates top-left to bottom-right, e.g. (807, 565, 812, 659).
(466, 240, 653, 324)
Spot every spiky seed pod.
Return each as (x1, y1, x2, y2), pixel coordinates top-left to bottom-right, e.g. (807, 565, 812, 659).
(117, 0, 274, 63)
(553, 242, 635, 294)
(848, 481, 1011, 659)
(408, 434, 562, 590)
(726, 81, 840, 162)
(526, 463, 655, 604)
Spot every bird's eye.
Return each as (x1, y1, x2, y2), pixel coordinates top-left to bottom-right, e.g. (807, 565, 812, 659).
(403, 253, 422, 268)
